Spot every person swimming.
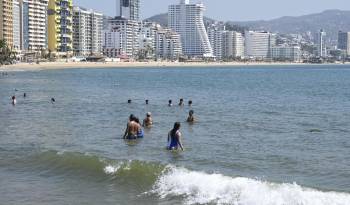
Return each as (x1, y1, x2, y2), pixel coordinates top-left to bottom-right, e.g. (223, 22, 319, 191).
(23, 93, 26, 98)
(167, 122, 184, 151)
(143, 112, 153, 127)
(187, 110, 195, 123)
(123, 115, 142, 140)
(168, 100, 173, 107)
(128, 99, 132, 104)
(51, 98, 56, 103)
(178, 98, 184, 106)
(145, 99, 149, 105)
(188, 100, 193, 106)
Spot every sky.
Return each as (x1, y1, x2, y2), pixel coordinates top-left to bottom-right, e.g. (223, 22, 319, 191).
(74, 0, 350, 21)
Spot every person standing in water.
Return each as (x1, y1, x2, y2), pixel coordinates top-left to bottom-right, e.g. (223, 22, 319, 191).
(168, 100, 173, 107)
(178, 98, 184, 106)
(123, 115, 142, 140)
(188, 100, 193, 106)
(143, 112, 153, 127)
(167, 122, 184, 151)
(187, 110, 195, 123)
(11, 96, 16, 105)
(145, 99, 149, 105)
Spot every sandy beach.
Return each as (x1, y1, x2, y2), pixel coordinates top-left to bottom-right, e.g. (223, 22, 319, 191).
(0, 61, 313, 72)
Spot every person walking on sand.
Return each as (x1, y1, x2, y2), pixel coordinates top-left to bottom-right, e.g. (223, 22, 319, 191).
(143, 112, 153, 127)
(187, 110, 195, 123)
(167, 122, 184, 151)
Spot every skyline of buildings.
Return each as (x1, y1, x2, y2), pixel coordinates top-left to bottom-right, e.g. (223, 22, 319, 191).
(0, 0, 350, 62)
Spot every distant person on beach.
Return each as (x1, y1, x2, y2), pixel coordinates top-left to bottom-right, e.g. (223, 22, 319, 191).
(167, 122, 184, 151)
(128, 99, 132, 104)
(188, 100, 193, 106)
(178, 98, 184, 106)
(123, 115, 142, 140)
(143, 112, 153, 127)
(145, 99, 149, 105)
(11, 96, 16, 105)
(187, 110, 195, 123)
(168, 100, 173, 107)
(51, 98, 56, 103)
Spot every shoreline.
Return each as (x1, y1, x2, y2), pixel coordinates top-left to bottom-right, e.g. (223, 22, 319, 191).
(0, 61, 348, 72)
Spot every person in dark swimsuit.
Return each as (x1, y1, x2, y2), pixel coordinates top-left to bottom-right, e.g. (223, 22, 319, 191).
(167, 122, 184, 151)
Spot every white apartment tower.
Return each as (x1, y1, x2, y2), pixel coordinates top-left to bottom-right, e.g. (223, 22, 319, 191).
(103, 17, 139, 58)
(21, 0, 49, 51)
(12, 0, 20, 50)
(207, 23, 225, 60)
(73, 7, 103, 56)
(155, 28, 182, 60)
(245, 31, 275, 59)
(317, 29, 326, 57)
(116, 0, 139, 21)
(168, 0, 213, 57)
(222, 31, 244, 59)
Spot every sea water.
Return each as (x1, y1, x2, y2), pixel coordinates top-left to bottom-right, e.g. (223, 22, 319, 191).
(0, 65, 349, 205)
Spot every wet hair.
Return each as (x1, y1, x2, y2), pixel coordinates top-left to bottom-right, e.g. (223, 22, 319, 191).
(135, 118, 140, 124)
(145, 99, 149, 104)
(129, 114, 135, 121)
(189, 110, 194, 115)
(169, 100, 172, 104)
(180, 98, 183, 102)
(171, 122, 181, 136)
(188, 100, 193, 105)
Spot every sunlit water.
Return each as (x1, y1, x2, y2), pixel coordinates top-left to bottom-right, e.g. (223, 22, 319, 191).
(0, 65, 350, 205)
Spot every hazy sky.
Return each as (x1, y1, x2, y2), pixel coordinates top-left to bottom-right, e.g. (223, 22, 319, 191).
(74, 0, 350, 21)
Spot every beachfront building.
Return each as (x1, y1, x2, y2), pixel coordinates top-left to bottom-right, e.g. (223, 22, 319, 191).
(270, 46, 301, 62)
(20, 0, 49, 51)
(207, 22, 225, 60)
(138, 22, 158, 59)
(317, 29, 327, 57)
(72, 6, 103, 56)
(48, 0, 73, 55)
(155, 27, 182, 60)
(244, 31, 276, 60)
(222, 31, 245, 59)
(0, 0, 14, 48)
(103, 17, 139, 58)
(168, 0, 213, 58)
(116, 0, 139, 21)
(12, 0, 20, 50)
(338, 31, 350, 56)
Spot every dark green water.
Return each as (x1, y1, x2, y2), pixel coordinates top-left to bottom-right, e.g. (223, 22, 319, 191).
(0, 65, 350, 204)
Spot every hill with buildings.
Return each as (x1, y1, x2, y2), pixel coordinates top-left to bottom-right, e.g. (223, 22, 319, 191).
(146, 10, 350, 40)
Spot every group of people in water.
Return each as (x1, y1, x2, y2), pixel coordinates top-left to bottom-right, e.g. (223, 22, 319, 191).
(10, 93, 56, 105)
(124, 98, 195, 151)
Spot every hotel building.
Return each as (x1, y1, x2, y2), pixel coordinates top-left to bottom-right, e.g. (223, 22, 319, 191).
(168, 0, 213, 57)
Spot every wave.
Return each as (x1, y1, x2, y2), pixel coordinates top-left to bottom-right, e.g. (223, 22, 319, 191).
(151, 167, 350, 205)
(18, 151, 350, 205)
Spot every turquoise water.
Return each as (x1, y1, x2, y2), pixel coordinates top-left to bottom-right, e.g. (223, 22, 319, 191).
(0, 65, 350, 204)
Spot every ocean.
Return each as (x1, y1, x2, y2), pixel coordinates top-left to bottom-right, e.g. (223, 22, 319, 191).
(0, 65, 349, 205)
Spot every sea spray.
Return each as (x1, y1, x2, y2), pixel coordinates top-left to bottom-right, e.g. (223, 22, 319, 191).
(151, 166, 350, 205)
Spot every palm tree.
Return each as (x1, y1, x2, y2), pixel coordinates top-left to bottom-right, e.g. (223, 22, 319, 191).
(0, 40, 16, 65)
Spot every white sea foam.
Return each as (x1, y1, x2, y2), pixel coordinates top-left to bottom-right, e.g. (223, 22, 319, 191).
(152, 166, 350, 205)
(104, 164, 122, 174)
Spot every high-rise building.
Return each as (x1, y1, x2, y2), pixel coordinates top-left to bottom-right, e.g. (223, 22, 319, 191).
(20, 0, 49, 51)
(270, 46, 301, 62)
(12, 0, 20, 50)
(48, 0, 73, 54)
(116, 0, 139, 21)
(317, 29, 326, 57)
(103, 17, 139, 58)
(155, 27, 182, 60)
(244, 31, 275, 59)
(168, 0, 213, 57)
(73, 6, 103, 56)
(207, 23, 225, 60)
(0, 0, 14, 48)
(222, 31, 244, 59)
(338, 31, 350, 56)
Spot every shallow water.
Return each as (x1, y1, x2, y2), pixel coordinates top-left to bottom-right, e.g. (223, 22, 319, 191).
(0, 65, 350, 205)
